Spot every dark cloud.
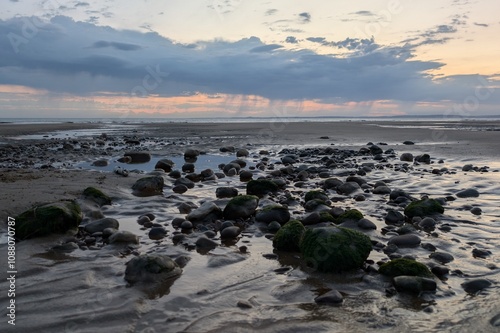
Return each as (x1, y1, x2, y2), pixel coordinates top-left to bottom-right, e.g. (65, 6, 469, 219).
(91, 41, 142, 51)
(0, 16, 496, 106)
(299, 12, 311, 23)
(75, 2, 89, 7)
(474, 22, 489, 27)
(352, 10, 375, 16)
(265, 9, 277, 16)
(9, 0, 19, 2)
(285, 36, 298, 44)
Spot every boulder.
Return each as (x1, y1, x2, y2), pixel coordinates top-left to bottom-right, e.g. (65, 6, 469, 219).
(83, 217, 119, 234)
(124, 152, 151, 163)
(246, 179, 279, 197)
(125, 254, 182, 284)
(82, 187, 111, 206)
(393, 276, 436, 293)
(155, 159, 174, 172)
(255, 205, 290, 225)
(109, 230, 139, 244)
(300, 226, 372, 272)
(15, 201, 82, 240)
(132, 176, 164, 196)
(404, 198, 444, 218)
(272, 220, 305, 251)
(223, 195, 259, 220)
(379, 258, 433, 277)
(186, 201, 223, 224)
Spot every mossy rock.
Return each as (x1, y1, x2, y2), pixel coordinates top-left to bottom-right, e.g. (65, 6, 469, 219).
(82, 187, 111, 206)
(300, 226, 372, 272)
(404, 198, 444, 218)
(379, 258, 433, 278)
(319, 212, 335, 223)
(304, 199, 330, 212)
(15, 201, 82, 240)
(125, 254, 182, 284)
(273, 220, 305, 251)
(246, 179, 279, 197)
(335, 209, 363, 224)
(304, 190, 329, 203)
(255, 204, 290, 225)
(223, 195, 259, 220)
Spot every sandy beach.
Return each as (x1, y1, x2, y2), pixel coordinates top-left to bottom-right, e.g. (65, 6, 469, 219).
(0, 120, 499, 332)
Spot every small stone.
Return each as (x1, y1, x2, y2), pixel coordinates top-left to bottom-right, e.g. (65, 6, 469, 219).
(109, 230, 139, 244)
(195, 236, 218, 249)
(220, 226, 241, 239)
(216, 187, 239, 198)
(148, 227, 167, 240)
(393, 275, 436, 293)
(315, 290, 343, 305)
(173, 184, 189, 194)
(418, 217, 437, 230)
(180, 220, 193, 230)
(470, 207, 482, 215)
(388, 234, 421, 248)
(429, 252, 454, 264)
(358, 218, 377, 230)
(472, 248, 492, 258)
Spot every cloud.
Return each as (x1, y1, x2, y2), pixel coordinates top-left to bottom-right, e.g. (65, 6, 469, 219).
(285, 36, 298, 44)
(352, 10, 375, 16)
(298, 12, 311, 23)
(265, 9, 277, 16)
(474, 22, 489, 27)
(0, 15, 497, 108)
(75, 2, 90, 7)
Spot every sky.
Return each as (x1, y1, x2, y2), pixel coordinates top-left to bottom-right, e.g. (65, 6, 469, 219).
(0, 0, 499, 118)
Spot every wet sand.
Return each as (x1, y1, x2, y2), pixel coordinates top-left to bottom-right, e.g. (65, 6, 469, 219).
(0, 120, 499, 333)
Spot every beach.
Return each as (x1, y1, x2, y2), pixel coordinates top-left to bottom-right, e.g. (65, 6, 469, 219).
(0, 120, 499, 332)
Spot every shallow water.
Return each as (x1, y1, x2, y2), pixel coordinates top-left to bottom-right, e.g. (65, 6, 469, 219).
(1, 144, 499, 333)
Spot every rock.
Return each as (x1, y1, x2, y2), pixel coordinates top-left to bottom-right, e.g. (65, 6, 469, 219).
(462, 164, 474, 172)
(373, 186, 391, 195)
(172, 184, 188, 194)
(92, 159, 108, 167)
(461, 279, 492, 294)
(336, 209, 363, 224)
(358, 218, 377, 230)
(220, 146, 235, 153)
(404, 198, 444, 218)
(379, 258, 432, 277)
(182, 163, 195, 173)
(184, 148, 200, 159)
(400, 153, 414, 162)
(337, 182, 361, 195)
(246, 179, 279, 197)
(148, 227, 167, 240)
(155, 159, 174, 172)
(125, 254, 182, 284)
(385, 210, 405, 225)
(314, 290, 343, 305)
(174, 177, 195, 189)
(472, 248, 492, 258)
(216, 187, 239, 198)
(236, 148, 249, 157)
(393, 276, 436, 293)
(109, 230, 139, 244)
(456, 188, 480, 198)
(223, 195, 259, 220)
(304, 190, 329, 203)
(178, 203, 194, 214)
(52, 242, 79, 253)
(220, 226, 241, 239)
(15, 201, 82, 240)
(388, 234, 421, 247)
(186, 201, 223, 224)
(429, 252, 454, 264)
(239, 170, 253, 182)
(255, 205, 291, 225)
(132, 176, 164, 196)
(323, 178, 343, 190)
(272, 220, 305, 251)
(470, 207, 482, 215)
(180, 220, 193, 230)
(403, 141, 415, 145)
(267, 221, 282, 232)
(117, 156, 132, 163)
(124, 152, 151, 163)
(414, 154, 431, 164)
(369, 145, 383, 155)
(302, 212, 321, 225)
(281, 155, 297, 164)
(300, 226, 372, 272)
(83, 217, 119, 234)
(82, 187, 111, 207)
(169, 170, 182, 179)
(114, 166, 129, 177)
(237, 300, 253, 309)
(418, 217, 436, 230)
(195, 236, 218, 249)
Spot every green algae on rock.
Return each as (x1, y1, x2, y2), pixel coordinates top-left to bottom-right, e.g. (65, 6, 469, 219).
(404, 198, 444, 218)
(335, 209, 364, 224)
(300, 226, 372, 272)
(223, 195, 259, 220)
(273, 220, 305, 251)
(255, 204, 290, 225)
(379, 258, 433, 278)
(15, 200, 82, 240)
(82, 186, 111, 206)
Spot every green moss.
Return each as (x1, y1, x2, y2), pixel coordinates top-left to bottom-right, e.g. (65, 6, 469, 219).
(273, 220, 305, 251)
(404, 199, 444, 218)
(82, 187, 111, 206)
(304, 199, 329, 212)
(335, 209, 364, 224)
(246, 179, 279, 197)
(223, 195, 259, 220)
(379, 258, 433, 278)
(300, 226, 372, 272)
(227, 194, 259, 206)
(15, 201, 82, 240)
(319, 212, 335, 222)
(305, 190, 328, 203)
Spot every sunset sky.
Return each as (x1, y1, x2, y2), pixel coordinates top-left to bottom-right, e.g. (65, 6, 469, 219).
(0, 0, 499, 118)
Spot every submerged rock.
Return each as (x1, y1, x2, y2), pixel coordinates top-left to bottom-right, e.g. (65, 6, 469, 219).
(82, 187, 112, 207)
(124, 151, 151, 163)
(300, 226, 372, 272)
(83, 217, 119, 234)
(125, 254, 182, 284)
(15, 201, 82, 240)
(273, 220, 305, 251)
(314, 290, 343, 305)
(155, 159, 174, 172)
(223, 195, 259, 220)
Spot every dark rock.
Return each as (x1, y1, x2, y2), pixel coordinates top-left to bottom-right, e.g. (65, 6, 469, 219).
(403, 141, 415, 145)
(246, 179, 279, 197)
(470, 207, 482, 215)
(379, 258, 432, 277)
(92, 159, 108, 167)
(358, 218, 377, 230)
(300, 226, 372, 272)
(315, 290, 343, 305)
(400, 153, 414, 162)
(216, 187, 239, 198)
(109, 230, 139, 244)
(393, 276, 436, 293)
(373, 185, 391, 195)
(385, 210, 405, 225)
(195, 236, 218, 249)
(220, 226, 241, 239)
(186, 202, 222, 224)
(155, 159, 174, 172)
(132, 176, 164, 196)
(184, 148, 200, 159)
(239, 170, 253, 182)
(272, 220, 304, 251)
(182, 163, 195, 173)
(174, 177, 195, 189)
(388, 234, 421, 247)
(125, 254, 182, 284)
(82, 187, 112, 206)
(418, 217, 437, 230)
(304, 190, 329, 203)
(148, 227, 167, 240)
(336, 209, 363, 224)
(323, 178, 343, 190)
(15, 201, 82, 240)
(461, 279, 492, 294)
(337, 182, 361, 195)
(414, 154, 431, 164)
(472, 248, 492, 258)
(52, 242, 79, 253)
(267, 221, 282, 232)
(172, 184, 189, 194)
(84, 217, 119, 234)
(429, 252, 454, 264)
(180, 220, 193, 230)
(404, 198, 444, 218)
(124, 152, 151, 163)
(236, 148, 249, 157)
(462, 164, 474, 172)
(255, 205, 290, 225)
(223, 195, 259, 220)
(456, 188, 480, 198)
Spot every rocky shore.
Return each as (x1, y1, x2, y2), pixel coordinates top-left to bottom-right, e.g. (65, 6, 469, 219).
(0, 120, 499, 333)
